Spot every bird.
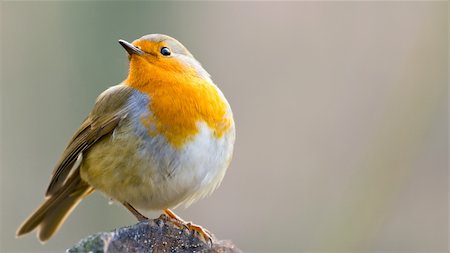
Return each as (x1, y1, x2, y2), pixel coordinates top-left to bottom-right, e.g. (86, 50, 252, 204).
(16, 34, 235, 242)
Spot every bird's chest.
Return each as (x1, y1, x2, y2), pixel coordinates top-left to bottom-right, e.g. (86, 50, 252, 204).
(82, 89, 234, 210)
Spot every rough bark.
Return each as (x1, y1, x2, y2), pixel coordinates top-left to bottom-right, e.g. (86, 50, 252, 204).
(67, 214, 242, 253)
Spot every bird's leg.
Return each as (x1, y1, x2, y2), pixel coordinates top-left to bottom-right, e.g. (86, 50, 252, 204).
(122, 202, 148, 221)
(163, 209, 213, 244)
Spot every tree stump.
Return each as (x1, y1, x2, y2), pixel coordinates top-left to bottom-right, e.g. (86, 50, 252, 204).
(67, 214, 242, 253)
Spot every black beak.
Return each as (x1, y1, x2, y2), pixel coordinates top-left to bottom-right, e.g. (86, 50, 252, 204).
(118, 39, 144, 55)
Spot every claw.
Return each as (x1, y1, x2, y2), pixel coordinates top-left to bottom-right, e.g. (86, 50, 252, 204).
(186, 222, 213, 245)
(163, 209, 213, 244)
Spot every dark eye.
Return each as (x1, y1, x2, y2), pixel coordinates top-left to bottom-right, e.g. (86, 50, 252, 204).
(160, 47, 171, 56)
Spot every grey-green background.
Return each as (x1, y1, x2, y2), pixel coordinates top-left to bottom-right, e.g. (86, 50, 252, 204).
(1, 2, 448, 253)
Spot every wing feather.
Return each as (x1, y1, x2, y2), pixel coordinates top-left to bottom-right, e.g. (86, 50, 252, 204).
(45, 85, 134, 196)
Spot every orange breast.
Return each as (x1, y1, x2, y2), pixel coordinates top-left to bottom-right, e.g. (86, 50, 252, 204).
(126, 57, 232, 148)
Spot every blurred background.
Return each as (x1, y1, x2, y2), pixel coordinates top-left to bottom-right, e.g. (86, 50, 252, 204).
(1, 2, 448, 253)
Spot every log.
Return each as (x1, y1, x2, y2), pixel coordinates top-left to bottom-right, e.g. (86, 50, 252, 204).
(67, 214, 242, 253)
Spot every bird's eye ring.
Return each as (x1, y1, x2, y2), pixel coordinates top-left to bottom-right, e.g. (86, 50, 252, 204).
(160, 47, 171, 56)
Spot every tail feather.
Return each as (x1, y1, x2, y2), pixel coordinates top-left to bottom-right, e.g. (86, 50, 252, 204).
(16, 170, 93, 242)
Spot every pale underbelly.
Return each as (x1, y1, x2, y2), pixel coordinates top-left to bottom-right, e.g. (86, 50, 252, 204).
(80, 122, 234, 210)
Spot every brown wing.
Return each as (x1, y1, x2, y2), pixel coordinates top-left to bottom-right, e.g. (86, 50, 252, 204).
(45, 84, 134, 196)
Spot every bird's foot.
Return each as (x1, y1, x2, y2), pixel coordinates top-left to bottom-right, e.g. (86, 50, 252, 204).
(163, 209, 213, 245)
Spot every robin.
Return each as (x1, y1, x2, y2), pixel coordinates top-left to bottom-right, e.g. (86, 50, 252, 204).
(16, 34, 235, 242)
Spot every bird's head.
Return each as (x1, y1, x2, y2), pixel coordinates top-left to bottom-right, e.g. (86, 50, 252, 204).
(119, 34, 211, 87)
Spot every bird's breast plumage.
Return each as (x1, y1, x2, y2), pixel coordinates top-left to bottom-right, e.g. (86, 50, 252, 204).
(132, 69, 233, 149)
(81, 83, 235, 210)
